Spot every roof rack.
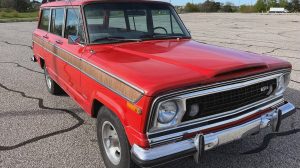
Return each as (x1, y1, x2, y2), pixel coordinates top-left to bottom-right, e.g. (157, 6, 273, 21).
(42, 0, 76, 3)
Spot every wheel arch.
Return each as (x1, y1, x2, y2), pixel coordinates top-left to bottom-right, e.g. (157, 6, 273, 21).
(91, 92, 127, 126)
(39, 57, 45, 69)
(91, 99, 103, 118)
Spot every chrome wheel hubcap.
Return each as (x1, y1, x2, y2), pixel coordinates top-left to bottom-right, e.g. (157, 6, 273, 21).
(45, 70, 52, 89)
(102, 121, 121, 165)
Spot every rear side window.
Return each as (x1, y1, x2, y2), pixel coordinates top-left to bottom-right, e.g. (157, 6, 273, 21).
(50, 8, 64, 36)
(65, 8, 84, 42)
(39, 9, 50, 31)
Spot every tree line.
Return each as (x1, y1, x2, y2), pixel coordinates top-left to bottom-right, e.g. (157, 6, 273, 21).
(183, 1, 237, 13)
(182, 0, 300, 13)
(0, 0, 39, 12)
(254, 0, 300, 12)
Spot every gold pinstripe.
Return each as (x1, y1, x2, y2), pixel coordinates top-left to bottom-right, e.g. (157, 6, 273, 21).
(33, 35, 143, 103)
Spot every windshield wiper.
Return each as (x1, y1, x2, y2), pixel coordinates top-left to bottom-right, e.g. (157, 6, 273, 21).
(92, 37, 142, 43)
(143, 35, 190, 40)
(155, 35, 189, 39)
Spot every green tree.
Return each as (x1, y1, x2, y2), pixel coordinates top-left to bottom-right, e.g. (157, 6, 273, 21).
(184, 3, 200, 12)
(14, 0, 30, 12)
(279, 0, 288, 8)
(221, 2, 234, 12)
(0, 0, 15, 9)
(255, 0, 267, 12)
(240, 5, 257, 13)
(268, 0, 278, 7)
(291, 0, 300, 12)
(200, 0, 221, 12)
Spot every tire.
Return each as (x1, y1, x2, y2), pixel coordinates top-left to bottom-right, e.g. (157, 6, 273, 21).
(97, 107, 138, 168)
(44, 65, 63, 95)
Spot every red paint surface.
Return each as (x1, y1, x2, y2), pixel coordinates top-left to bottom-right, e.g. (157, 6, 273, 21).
(33, 0, 291, 148)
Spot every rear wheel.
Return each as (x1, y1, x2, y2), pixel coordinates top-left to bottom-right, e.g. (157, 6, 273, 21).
(44, 65, 63, 95)
(97, 107, 138, 168)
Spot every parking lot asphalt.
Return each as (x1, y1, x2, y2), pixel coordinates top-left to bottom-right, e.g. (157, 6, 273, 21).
(0, 13, 299, 168)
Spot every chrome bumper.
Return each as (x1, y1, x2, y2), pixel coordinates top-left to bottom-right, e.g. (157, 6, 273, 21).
(131, 102, 296, 167)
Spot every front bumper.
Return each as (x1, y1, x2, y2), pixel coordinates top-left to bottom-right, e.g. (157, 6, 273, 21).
(131, 102, 296, 167)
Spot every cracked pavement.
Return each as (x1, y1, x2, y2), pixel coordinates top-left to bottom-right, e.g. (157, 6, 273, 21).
(0, 13, 300, 168)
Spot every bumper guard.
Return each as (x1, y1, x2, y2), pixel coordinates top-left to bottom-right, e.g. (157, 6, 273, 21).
(131, 102, 296, 167)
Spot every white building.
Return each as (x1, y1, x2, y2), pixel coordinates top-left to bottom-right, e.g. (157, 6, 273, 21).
(269, 8, 289, 13)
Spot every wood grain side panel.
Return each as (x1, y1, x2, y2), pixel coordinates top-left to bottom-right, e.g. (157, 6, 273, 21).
(33, 36, 143, 102)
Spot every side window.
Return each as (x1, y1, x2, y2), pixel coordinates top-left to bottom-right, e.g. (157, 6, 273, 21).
(109, 11, 126, 29)
(65, 8, 84, 42)
(50, 8, 64, 36)
(38, 9, 50, 31)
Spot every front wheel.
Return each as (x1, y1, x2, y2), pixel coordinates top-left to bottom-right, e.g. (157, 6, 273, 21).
(97, 107, 138, 168)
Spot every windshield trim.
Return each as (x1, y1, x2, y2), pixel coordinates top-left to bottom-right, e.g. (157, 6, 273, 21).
(82, 2, 191, 45)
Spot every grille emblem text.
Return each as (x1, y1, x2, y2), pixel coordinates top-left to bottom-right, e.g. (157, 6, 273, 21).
(261, 86, 269, 92)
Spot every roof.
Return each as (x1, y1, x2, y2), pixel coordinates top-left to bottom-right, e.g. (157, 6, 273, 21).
(41, 0, 170, 7)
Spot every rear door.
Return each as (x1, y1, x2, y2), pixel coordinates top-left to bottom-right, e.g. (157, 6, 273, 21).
(47, 7, 65, 81)
(33, 8, 51, 66)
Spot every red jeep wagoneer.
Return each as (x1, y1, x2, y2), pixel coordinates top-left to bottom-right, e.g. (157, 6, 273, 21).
(32, 0, 296, 167)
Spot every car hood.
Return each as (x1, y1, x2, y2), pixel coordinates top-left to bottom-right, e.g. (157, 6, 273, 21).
(87, 39, 291, 96)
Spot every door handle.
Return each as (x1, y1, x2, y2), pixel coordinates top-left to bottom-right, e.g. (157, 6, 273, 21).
(55, 40, 63, 45)
(43, 35, 49, 39)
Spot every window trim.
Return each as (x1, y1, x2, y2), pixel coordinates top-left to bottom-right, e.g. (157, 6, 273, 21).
(37, 6, 87, 45)
(38, 8, 51, 32)
(65, 6, 86, 44)
(49, 7, 66, 37)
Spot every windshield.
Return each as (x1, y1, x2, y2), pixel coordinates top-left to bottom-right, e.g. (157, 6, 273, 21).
(84, 3, 191, 44)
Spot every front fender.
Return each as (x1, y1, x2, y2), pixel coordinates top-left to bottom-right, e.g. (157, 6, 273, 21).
(93, 91, 127, 126)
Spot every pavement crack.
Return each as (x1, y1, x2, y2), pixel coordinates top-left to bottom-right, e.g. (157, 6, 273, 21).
(0, 61, 84, 151)
(0, 82, 85, 151)
(262, 48, 280, 55)
(278, 29, 300, 39)
(279, 56, 300, 60)
(0, 41, 32, 50)
(242, 126, 300, 155)
(243, 107, 300, 155)
(291, 80, 300, 84)
(0, 61, 43, 74)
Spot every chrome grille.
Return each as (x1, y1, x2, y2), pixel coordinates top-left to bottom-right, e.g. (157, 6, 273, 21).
(182, 79, 277, 122)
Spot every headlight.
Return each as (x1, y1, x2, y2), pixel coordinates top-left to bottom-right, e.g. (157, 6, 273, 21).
(276, 73, 290, 95)
(150, 100, 185, 131)
(157, 101, 178, 124)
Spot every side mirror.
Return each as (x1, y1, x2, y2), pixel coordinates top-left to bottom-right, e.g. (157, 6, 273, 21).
(68, 35, 80, 45)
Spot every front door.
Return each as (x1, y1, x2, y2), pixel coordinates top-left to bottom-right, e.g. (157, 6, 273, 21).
(48, 7, 85, 104)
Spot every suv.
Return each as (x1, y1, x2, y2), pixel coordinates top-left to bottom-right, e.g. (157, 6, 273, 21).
(32, 0, 296, 167)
